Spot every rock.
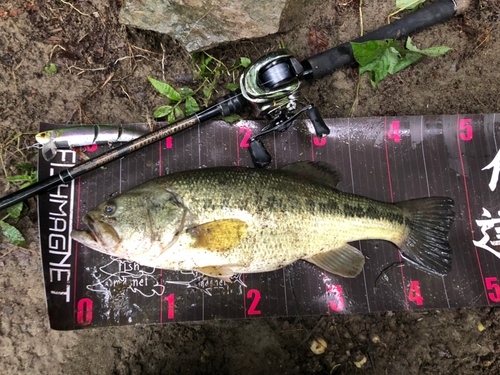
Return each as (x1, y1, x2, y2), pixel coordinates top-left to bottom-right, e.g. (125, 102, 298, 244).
(119, 0, 287, 52)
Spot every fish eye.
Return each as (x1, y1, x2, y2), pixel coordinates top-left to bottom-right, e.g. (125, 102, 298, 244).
(40, 132, 46, 137)
(103, 202, 116, 215)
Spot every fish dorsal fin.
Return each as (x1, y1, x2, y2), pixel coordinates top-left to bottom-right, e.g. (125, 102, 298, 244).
(188, 219, 248, 253)
(281, 161, 342, 188)
(195, 266, 234, 282)
(305, 244, 365, 278)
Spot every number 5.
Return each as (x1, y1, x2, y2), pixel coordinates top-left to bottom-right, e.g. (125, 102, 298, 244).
(485, 277, 500, 302)
(460, 119, 472, 141)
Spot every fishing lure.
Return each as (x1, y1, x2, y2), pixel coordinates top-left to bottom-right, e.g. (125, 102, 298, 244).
(35, 125, 145, 162)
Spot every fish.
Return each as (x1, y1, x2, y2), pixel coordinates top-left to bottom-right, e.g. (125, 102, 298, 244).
(71, 161, 455, 280)
(36, 125, 145, 162)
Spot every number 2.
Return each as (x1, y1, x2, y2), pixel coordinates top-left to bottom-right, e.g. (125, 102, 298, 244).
(247, 289, 261, 315)
(388, 121, 401, 143)
(409, 281, 423, 305)
(486, 277, 500, 302)
(240, 127, 251, 148)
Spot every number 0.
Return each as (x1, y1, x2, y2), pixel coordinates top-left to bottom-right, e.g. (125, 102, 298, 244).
(77, 298, 93, 325)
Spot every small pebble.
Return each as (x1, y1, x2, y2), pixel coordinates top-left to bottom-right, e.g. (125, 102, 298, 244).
(310, 338, 327, 355)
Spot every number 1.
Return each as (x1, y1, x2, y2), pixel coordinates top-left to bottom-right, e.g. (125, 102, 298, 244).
(164, 293, 175, 319)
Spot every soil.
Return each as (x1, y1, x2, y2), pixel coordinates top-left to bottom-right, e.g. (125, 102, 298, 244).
(1, 0, 499, 374)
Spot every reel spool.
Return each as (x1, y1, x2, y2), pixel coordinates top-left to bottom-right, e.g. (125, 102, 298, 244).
(239, 49, 330, 168)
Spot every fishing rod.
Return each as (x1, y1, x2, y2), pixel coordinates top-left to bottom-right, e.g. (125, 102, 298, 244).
(0, 0, 468, 211)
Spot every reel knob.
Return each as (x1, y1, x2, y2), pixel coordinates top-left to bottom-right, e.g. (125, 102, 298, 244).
(307, 106, 330, 138)
(249, 138, 272, 168)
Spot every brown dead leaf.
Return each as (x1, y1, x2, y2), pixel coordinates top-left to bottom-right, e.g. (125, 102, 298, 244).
(25, 1, 40, 11)
(307, 27, 329, 56)
(9, 7, 24, 17)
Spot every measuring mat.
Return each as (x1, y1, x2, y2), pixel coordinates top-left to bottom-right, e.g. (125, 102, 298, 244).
(37, 114, 500, 330)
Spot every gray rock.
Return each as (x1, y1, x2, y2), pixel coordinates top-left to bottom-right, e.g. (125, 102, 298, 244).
(119, 0, 287, 52)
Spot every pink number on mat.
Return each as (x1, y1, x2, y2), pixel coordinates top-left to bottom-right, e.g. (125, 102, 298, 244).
(313, 137, 327, 146)
(388, 121, 401, 143)
(460, 119, 473, 141)
(485, 278, 500, 302)
(247, 289, 261, 315)
(86, 144, 98, 152)
(409, 281, 423, 305)
(240, 127, 251, 148)
(328, 285, 344, 311)
(77, 298, 93, 325)
(166, 137, 172, 149)
(164, 293, 175, 319)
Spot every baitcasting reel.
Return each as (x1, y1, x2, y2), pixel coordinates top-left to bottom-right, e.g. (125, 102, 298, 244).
(239, 50, 330, 167)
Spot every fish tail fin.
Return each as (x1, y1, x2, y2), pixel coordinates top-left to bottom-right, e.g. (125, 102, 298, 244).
(396, 197, 455, 276)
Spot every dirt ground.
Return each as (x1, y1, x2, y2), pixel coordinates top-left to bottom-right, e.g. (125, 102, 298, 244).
(1, 0, 499, 374)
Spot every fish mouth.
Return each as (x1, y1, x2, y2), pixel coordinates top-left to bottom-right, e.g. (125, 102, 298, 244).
(82, 214, 103, 244)
(72, 214, 120, 251)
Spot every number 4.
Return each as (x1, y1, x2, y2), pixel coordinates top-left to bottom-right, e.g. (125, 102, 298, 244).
(388, 121, 401, 143)
(409, 281, 423, 305)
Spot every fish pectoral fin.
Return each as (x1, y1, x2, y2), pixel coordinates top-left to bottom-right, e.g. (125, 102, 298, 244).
(281, 161, 342, 188)
(306, 244, 365, 278)
(195, 266, 234, 282)
(41, 142, 57, 162)
(188, 219, 247, 253)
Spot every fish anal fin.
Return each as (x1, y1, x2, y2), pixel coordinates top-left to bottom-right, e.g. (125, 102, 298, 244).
(306, 244, 365, 278)
(195, 266, 234, 282)
(188, 219, 247, 253)
(282, 161, 342, 188)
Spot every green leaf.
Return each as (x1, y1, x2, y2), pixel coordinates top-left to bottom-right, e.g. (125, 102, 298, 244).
(147, 77, 181, 101)
(174, 107, 184, 120)
(396, 0, 425, 10)
(179, 88, 195, 98)
(222, 114, 242, 124)
(153, 105, 173, 118)
(240, 57, 251, 68)
(203, 85, 213, 99)
(351, 40, 398, 66)
(406, 36, 451, 57)
(0, 221, 25, 245)
(7, 202, 24, 219)
(185, 97, 200, 116)
(45, 63, 57, 74)
(226, 83, 239, 91)
(15, 163, 34, 172)
(352, 38, 448, 87)
(167, 111, 176, 124)
(7, 175, 33, 183)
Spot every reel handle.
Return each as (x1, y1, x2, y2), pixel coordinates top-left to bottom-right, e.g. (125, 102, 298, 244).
(307, 106, 330, 138)
(249, 138, 272, 168)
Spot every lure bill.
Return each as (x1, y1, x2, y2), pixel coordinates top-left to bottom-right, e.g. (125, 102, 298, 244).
(35, 125, 145, 162)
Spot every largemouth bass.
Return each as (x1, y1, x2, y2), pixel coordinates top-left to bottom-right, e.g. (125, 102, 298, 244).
(71, 162, 454, 280)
